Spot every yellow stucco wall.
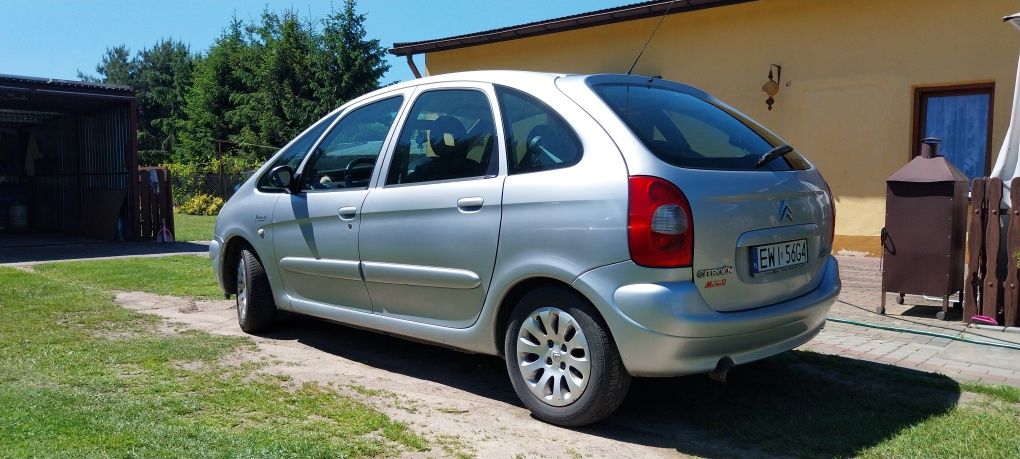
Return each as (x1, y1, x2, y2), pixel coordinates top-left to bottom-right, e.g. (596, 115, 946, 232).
(424, 0, 1020, 254)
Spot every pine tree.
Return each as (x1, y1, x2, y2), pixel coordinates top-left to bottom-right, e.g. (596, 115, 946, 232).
(315, 0, 390, 115)
(94, 0, 391, 167)
(133, 39, 194, 165)
(177, 19, 247, 165)
(77, 45, 132, 84)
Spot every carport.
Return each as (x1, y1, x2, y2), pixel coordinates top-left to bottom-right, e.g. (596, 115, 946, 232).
(0, 74, 138, 247)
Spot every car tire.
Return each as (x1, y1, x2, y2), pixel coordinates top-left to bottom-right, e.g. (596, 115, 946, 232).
(236, 247, 276, 333)
(504, 287, 631, 426)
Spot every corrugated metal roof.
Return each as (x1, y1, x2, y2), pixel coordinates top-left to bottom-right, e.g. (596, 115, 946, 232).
(0, 73, 135, 117)
(0, 74, 132, 93)
(389, 0, 754, 56)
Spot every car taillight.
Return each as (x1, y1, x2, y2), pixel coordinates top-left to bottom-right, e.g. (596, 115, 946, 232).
(824, 180, 836, 247)
(628, 176, 693, 268)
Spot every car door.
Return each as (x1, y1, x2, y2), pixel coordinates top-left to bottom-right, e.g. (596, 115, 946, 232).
(246, 110, 341, 307)
(359, 84, 505, 328)
(273, 93, 406, 312)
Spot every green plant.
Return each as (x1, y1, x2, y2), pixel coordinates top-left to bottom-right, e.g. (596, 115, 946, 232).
(167, 162, 205, 206)
(167, 158, 261, 208)
(214, 155, 264, 175)
(177, 193, 224, 216)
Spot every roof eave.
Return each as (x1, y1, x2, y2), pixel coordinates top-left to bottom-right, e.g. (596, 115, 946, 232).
(0, 74, 134, 95)
(389, 0, 755, 56)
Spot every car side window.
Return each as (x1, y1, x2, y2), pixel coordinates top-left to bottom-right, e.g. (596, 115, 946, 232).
(495, 86, 583, 174)
(386, 89, 498, 185)
(300, 96, 404, 192)
(256, 111, 339, 192)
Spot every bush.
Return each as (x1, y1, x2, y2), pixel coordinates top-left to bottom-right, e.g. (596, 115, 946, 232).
(177, 193, 224, 216)
(167, 158, 262, 207)
(167, 162, 205, 206)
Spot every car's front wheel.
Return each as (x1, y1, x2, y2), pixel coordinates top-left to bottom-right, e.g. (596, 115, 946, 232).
(504, 287, 631, 426)
(236, 247, 276, 333)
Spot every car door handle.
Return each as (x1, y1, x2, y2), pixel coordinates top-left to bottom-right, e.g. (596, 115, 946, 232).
(457, 197, 484, 212)
(338, 206, 358, 220)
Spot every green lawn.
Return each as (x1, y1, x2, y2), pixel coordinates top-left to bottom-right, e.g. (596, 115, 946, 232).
(0, 259, 427, 457)
(35, 255, 222, 299)
(173, 212, 217, 242)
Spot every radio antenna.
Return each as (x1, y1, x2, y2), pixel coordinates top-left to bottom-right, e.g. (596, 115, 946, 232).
(627, 0, 678, 75)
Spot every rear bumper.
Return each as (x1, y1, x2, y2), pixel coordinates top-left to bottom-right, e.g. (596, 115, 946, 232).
(573, 256, 840, 377)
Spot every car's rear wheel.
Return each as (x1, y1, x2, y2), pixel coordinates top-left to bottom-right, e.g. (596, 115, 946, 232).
(504, 287, 631, 426)
(236, 247, 276, 333)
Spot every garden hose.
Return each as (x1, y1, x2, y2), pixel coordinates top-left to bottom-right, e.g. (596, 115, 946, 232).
(825, 316, 1020, 351)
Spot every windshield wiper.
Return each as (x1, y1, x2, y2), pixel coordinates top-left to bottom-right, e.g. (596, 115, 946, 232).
(753, 144, 794, 169)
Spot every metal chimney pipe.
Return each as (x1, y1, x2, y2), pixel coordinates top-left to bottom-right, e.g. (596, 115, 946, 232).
(921, 137, 942, 159)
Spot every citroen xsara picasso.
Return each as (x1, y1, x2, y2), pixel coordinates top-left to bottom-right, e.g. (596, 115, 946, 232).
(210, 71, 841, 426)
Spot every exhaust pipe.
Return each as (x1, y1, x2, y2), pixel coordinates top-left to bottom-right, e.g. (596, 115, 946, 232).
(708, 357, 734, 383)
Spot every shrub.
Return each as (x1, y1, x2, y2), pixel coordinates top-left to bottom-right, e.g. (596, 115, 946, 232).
(167, 158, 262, 207)
(177, 193, 225, 216)
(167, 162, 205, 206)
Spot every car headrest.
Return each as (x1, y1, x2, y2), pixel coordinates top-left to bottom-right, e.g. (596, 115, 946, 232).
(526, 124, 558, 151)
(429, 116, 467, 158)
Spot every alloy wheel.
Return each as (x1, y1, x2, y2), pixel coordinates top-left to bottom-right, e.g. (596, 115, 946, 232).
(236, 258, 248, 321)
(515, 306, 591, 407)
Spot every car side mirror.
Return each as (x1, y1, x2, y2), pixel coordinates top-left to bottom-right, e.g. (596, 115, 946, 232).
(268, 165, 295, 192)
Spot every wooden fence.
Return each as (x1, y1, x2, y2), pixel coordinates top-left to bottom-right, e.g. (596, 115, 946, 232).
(137, 167, 175, 240)
(964, 176, 1020, 326)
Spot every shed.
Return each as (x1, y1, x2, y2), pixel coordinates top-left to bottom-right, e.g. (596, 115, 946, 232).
(0, 74, 139, 247)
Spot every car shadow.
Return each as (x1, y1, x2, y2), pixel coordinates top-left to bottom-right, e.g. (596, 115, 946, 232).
(589, 352, 960, 458)
(262, 315, 960, 458)
(263, 314, 517, 405)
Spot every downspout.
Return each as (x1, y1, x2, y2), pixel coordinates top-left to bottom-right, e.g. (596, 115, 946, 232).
(406, 54, 422, 79)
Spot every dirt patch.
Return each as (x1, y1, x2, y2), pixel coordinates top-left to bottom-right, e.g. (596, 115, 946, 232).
(114, 291, 716, 458)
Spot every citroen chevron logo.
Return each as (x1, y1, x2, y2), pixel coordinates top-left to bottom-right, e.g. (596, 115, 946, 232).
(778, 200, 793, 223)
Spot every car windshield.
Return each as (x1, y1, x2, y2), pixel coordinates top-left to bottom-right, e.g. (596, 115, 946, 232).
(593, 83, 809, 171)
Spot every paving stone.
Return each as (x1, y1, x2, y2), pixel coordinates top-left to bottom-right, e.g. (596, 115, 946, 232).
(929, 337, 952, 347)
(815, 256, 1020, 388)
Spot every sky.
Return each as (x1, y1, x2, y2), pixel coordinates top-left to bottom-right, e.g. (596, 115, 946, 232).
(0, 0, 630, 86)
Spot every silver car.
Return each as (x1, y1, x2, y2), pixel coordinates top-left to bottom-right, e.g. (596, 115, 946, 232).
(210, 71, 840, 426)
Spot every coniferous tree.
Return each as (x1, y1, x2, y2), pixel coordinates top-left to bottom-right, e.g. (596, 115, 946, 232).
(83, 0, 390, 167)
(133, 39, 194, 164)
(77, 45, 132, 84)
(315, 0, 391, 115)
(177, 19, 247, 165)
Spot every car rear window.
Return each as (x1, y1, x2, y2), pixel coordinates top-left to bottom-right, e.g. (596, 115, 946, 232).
(593, 84, 809, 171)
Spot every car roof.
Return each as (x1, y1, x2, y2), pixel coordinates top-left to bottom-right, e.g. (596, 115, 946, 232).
(337, 71, 707, 113)
(388, 70, 564, 90)
(363, 70, 662, 101)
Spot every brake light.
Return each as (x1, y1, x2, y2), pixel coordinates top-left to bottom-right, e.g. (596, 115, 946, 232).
(628, 176, 693, 268)
(824, 180, 836, 248)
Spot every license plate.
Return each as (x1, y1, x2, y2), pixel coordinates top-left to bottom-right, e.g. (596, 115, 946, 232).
(752, 239, 808, 274)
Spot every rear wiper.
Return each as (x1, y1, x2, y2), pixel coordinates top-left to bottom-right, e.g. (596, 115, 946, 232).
(753, 144, 794, 169)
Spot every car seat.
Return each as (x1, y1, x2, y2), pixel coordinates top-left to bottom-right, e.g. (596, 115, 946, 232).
(408, 116, 479, 182)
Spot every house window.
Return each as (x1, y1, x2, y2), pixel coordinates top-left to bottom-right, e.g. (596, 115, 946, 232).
(913, 84, 994, 179)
